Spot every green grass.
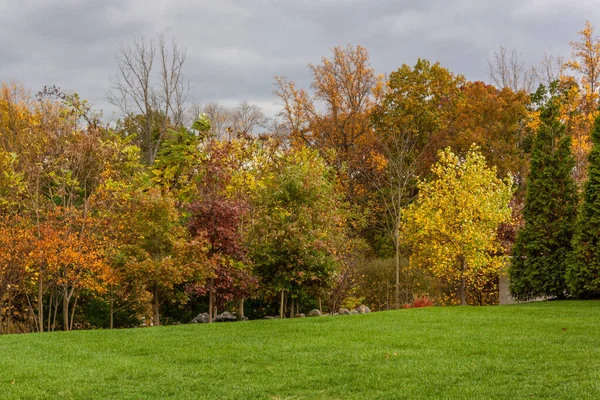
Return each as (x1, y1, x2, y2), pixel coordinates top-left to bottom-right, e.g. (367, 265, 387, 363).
(1, 301, 600, 399)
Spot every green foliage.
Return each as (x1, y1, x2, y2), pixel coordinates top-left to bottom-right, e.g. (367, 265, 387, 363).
(568, 115, 600, 297)
(191, 113, 211, 135)
(152, 126, 202, 203)
(249, 147, 349, 295)
(510, 97, 578, 300)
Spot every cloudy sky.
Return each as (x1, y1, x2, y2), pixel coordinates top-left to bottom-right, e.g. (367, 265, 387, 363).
(1, 0, 598, 118)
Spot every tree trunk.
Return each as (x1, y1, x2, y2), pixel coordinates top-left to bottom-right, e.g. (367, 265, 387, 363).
(110, 297, 114, 330)
(208, 280, 214, 323)
(238, 298, 244, 318)
(459, 256, 466, 306)
(38, 276, 43, 333)
(318, 296, 322, 314)
(153, 286, 160, 326)
(279, 291, 284, 319)
(47, 292, 53, 332)
(290, 296, 295, 318)
(69, 295, 78, 331)
(62, 288, 69, 331)
(395, 231, 400, 309)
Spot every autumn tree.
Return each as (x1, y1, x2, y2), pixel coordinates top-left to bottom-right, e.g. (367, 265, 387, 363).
(187, 140, 256, 322)
(568, 115, 600, 297)
(119, 188, 199, 326)
(562, 21, 600, 183)
(249, 147, 349, 318)
(274, 45, 384, 209)
(510, 94, 578, 300)
(403, 146, 513, 305)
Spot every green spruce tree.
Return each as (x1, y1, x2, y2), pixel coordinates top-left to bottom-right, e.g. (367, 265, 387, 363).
(567, 115, 600, 297)
(509, 95, 578, 300)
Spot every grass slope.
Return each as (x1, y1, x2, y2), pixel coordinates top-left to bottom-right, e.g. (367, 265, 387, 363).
(1, 301, 600, 399)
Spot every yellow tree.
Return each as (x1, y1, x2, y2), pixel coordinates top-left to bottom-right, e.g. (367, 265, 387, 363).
(402, 146, 514, 305)
(565, 21, 600, 183)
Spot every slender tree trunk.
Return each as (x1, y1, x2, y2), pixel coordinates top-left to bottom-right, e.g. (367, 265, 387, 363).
(395, 231, 400, 309)
(47, 291, 53, 332)
(0, 296, 4, 334)
(459, 256, 466, 306)
(38, 276, 43, 333)
(6, 295, 12, 334)
(279, 291, 284, 319)
(290, 296, 295, 318)
(63, 288, 69, 331)
(153, 286, 160, 326)
(110, 297, 114, 329)
(69, 295, 78, 331)
(208, 279, 214, 323)
(238, 298, 244, 318)
(318, 296, 322, 313)
(52, 299, 59, 331)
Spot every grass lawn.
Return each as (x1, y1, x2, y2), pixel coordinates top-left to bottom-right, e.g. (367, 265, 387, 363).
(1, 301, 599, 399)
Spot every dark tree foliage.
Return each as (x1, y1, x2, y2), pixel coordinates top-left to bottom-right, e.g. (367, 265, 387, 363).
(568, 115, 600, 297)
(509, 88, 578, 300)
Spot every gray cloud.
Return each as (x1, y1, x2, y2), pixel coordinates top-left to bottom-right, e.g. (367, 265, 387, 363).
(1, 0, 599, 118)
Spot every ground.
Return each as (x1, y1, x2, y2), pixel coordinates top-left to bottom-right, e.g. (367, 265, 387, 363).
(1, 301, 599, 399)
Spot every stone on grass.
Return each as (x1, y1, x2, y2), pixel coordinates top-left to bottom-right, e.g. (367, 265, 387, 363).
(307, 309, 321, 317)
(350, 310, 359, 315)
(338, 308, 350, 315)
(191, 312, 210, 324)
(215, 311, 237, 322)
(356, 305, 371, 314)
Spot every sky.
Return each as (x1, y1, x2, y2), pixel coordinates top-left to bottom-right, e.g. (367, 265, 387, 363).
(1, 0, 599, 119)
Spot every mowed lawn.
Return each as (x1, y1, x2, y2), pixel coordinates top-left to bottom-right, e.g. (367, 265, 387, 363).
(1, 301, 600, 399)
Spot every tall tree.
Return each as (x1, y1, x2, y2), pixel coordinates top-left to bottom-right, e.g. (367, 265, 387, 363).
(109, 35, 188, 165)
(402, 146, 513, 305)
(249, 147, 349, 318)
(563, 21, 600, 183)
(274, 45, 384, 209)
(568, 115, 600, 297)
(510, 92, 578, 300)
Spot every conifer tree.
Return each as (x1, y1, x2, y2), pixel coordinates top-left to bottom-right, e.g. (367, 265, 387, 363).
(509, 95, 578, 300)
(567, 115, 600, 297)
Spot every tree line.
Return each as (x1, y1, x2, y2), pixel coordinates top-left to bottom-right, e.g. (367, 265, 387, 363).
(1, 22, 600, 333)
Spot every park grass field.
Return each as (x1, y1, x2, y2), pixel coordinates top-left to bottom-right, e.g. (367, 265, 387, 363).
(1, 301, 600, 399)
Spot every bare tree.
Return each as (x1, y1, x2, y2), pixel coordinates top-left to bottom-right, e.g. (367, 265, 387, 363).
(109, 35, 189, 165)
(488, 46, 537, 92)
(201, 102, 232, 140)
(373, 127, 421, 308)
(537, 52, 566, 87)
(231, 101, 268, 137)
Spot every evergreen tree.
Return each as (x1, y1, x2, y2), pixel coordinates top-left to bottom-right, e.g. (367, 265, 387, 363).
(567, 115, 600, 297)
(509, 95, 578, 300)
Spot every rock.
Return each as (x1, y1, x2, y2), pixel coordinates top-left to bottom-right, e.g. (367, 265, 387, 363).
(338, 308, 351, 315)
(307, 309, 321, 317)
(333, 313, 340, 316)
(296, 313, 306, 318)
(356, 305, 371, 314)
(238, 316, 249, 321)
(264, 316, 275, 320)
(191, 312, 210, 324)
(350, 310, 359, 315)
(215, 311, 237, 322)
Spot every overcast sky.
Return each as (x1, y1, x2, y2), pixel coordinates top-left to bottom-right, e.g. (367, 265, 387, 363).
(1, 0, 599, 119)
